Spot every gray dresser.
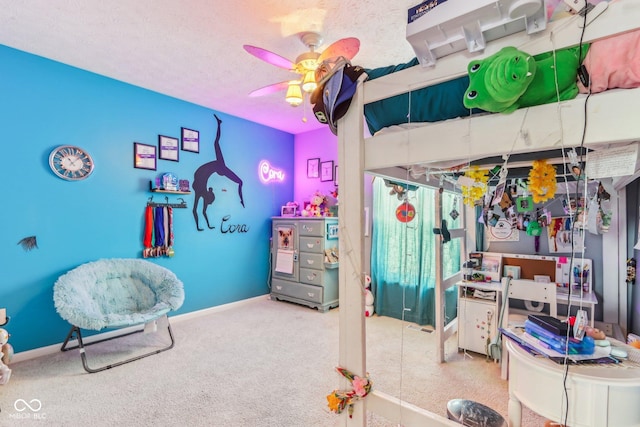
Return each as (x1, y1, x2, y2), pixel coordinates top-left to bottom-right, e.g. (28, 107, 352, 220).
(270, 217, 339, 312)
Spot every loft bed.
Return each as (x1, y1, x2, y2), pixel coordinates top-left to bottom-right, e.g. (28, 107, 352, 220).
(335, 1, 640, 425)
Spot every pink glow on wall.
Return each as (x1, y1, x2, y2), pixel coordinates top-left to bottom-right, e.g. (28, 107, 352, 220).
(294, 127, 337, 204)
(258, 160, 285, 184)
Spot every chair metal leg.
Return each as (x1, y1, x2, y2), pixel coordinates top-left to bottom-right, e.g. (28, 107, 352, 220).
(60, 317, 176, 373)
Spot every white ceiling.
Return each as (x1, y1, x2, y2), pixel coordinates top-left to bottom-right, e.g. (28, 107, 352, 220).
(0, 0, 420, 134)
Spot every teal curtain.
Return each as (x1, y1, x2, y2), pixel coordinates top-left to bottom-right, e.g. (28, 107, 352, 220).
(371, 178, 459, 326)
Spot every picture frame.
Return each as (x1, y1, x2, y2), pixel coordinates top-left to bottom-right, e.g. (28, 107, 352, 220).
(281, 205, 297, 217)
(334, 165, 339, 186)
(321, 160, 334, 182)
(181, 127, 200, 153)
(327, 223, 339, 239)
(516, 196, 534, 212)
(158, 135, 179, 161)
(133, 142, 157, 170)
(307, 158, 320, 178)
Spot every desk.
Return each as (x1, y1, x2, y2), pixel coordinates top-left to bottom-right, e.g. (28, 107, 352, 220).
(505, 339, 640, 426)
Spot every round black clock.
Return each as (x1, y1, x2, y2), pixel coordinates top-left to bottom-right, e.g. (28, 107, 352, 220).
(49, 145, 94, 181)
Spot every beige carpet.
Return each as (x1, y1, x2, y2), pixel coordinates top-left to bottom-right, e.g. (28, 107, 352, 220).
(0, 296, 545, 426)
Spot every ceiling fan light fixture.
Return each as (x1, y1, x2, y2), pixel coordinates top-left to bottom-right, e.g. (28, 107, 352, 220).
(301, 71, 317, 93)
(285, 82, 303, 106)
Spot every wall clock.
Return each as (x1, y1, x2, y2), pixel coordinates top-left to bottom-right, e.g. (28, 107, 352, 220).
(49, 145, 94, 181)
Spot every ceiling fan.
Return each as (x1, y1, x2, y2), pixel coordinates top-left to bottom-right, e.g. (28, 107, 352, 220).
(243, 32, 360, 107)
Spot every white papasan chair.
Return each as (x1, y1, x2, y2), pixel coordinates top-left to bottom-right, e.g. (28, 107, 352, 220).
(53, 258, 185, 373)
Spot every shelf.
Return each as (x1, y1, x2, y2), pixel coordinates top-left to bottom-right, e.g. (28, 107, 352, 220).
(150, 188, 191, 194)
(149, 180, 191, 194)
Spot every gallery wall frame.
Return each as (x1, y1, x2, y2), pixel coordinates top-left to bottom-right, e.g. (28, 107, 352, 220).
(321, 160, 334, 182)
(181, 127, 200, 153)
(307, 158, 320, 179)
(158, 135, 179, 161)
(133, 142, 157, 170)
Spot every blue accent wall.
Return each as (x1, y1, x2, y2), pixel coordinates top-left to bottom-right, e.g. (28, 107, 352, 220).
(1, 45, 294, 352)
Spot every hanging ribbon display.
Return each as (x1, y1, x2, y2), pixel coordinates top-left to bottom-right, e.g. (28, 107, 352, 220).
(142, 198, 184, 258)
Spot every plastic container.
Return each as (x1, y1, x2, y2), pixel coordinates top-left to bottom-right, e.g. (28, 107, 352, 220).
(525, 319, 595, 355)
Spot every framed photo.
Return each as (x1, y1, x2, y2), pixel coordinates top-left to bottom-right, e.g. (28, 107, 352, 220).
(334, 165, 339, 186)
(516, 196, 534, 212)
(133, 142, 157, 170)
(281, 205, 297, 217)
(321, 160, 334, 182)
(327, 223, 339, 239)
(307, 158, 320, 178)
(181, 127, 200, 153)
(158, 135, 179, 161)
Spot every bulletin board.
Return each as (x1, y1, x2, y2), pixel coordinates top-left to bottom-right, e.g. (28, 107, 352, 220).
(502, 255, 556, 281)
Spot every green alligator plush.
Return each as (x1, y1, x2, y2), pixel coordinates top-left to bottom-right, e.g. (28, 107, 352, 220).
(463, 45, 588, 113)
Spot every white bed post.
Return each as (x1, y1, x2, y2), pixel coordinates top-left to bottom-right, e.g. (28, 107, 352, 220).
(337, 75, 367, 426)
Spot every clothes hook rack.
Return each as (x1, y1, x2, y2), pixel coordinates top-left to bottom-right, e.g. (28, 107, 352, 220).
(147, 196, 188, 209)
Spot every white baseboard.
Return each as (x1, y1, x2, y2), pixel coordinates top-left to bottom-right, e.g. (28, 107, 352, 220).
(12, 295, 267, 364)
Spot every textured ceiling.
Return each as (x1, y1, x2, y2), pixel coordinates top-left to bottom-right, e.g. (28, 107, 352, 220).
(0, 0, 420, 134)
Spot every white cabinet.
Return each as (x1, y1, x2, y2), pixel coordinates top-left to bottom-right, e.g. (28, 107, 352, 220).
(457, 282, 503, 356)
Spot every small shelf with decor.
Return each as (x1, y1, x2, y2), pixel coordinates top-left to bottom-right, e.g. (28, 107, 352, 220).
(148, 180, 191, 195)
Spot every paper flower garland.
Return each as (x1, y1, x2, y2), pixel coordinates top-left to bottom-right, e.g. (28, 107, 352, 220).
(326, 366, 372, 417)
(460, 167, 489, 207)
(528, 160, 557, 203)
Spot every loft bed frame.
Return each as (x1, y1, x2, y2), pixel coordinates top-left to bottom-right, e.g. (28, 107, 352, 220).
(335, 1, 640, 425)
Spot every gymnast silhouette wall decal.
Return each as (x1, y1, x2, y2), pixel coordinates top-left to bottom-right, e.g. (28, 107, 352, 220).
(192, 114, 245, 231)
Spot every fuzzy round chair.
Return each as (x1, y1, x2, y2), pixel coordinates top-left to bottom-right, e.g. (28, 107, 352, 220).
(53, 258, 185, 372)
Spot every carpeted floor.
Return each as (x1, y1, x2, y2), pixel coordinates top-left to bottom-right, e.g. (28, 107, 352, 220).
(0, 296, 545, 426)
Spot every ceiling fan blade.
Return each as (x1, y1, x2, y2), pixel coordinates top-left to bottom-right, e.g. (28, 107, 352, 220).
(249, 81, 291, 97)
(243, 45, 295, 70)
(317, 37, 360, 63)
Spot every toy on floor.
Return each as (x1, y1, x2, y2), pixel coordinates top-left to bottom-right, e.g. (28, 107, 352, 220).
(364, 275, 374, 317)
(463, 45, 586, 113)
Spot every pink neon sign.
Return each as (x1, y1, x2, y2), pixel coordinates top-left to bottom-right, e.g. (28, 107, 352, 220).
(258, 160, 285, 183)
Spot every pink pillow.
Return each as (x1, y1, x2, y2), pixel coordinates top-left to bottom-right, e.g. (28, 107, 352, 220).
(578, 28, 640, 93)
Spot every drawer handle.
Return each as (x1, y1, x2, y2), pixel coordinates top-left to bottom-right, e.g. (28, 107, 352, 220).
(306, 260, 315, 265)
(307, 274, 317, 280)
(276, 286, 282, 290)
(307, 292, 316, 297)
(307, 243, 314, 248)
(303, 225, 313, 232)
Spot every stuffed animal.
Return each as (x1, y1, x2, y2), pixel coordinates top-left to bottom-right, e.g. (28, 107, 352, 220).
(302, 192, 325, 217)
(463, 45, 586, 113)
(364, 275, 374, 317)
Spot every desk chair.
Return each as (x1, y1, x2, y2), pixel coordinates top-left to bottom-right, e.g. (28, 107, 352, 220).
(500, 278, 557, 379)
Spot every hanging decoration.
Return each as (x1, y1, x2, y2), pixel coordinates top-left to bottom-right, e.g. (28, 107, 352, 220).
(143, 198, 183, 258)
(396, 202, 416, 223)
(326, 367, 372, 418)
(528, 159, 557, 203)
(384, 179, 418, 201)
(460, 167, 489, 207)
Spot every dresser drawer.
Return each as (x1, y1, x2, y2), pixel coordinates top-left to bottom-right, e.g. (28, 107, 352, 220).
(300, 252, 324, 270)
(299, 221, 324, 237)
(271, 278, 323, 303)
(300, 236, 324, 252)
(300, 267, 324, 286)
